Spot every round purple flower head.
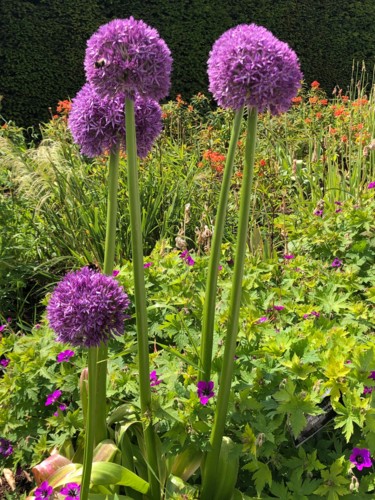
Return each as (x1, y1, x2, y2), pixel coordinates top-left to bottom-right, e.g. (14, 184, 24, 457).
(208, 24, 302, 114)
(68, 83, 162, 158)
(47, 267, 130, 348)
(84, 17, 172, 100)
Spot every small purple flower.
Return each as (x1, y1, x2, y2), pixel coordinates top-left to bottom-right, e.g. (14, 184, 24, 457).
(256, 316, 268, 324)
(47, 267, 130, 348)
(35, 480, 54, 500)
(35, 323, 41, 329)
(349, 447, 372, 470)
(60, 482, 81, 500)
(143, 262, 153, 268)
(283, 254, 295, 260)
(150, 370, 161, 387)
(335, 209, 342, 213)
(84, 17, 172, 101)
(273, 305, 285, 311)
(0, 358, 9, 367)
(363, 386, 373, 395)
(335, 201, 343, 206)
(218, 265, 223, 271)
(0, 438, 13, 457)
(112, 270, 120, 277)
(68, 83, 162, 158)
(6, 317, 11, 323)
(207, 24, 302, 113)
(57, 350, 75, 363)
(197, 380, 215, 405)
(45, 390, 62, 406)
(0, 325, 6, 332)
(54, 404, 67, 417)
(368, 181, 375, 189)
(303, 313, 310, 319)
(369, 371, 375, 380)
(179, 250, 195, 266)
(331, 258, 343, 268)
(313, 209, 323, 216)
(311, 311, 320, 317)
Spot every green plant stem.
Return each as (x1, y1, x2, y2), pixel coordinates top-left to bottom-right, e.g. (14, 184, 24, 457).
(199, 107, 244, 382)
(95, 145, 121, 445)
(201, 107, 258, 499)
(125, 98, 160, 500)
(81, 347, 98, 500)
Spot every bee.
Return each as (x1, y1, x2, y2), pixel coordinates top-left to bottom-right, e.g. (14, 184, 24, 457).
(95, 58, 106, 69)
(87, 262, 100, 272)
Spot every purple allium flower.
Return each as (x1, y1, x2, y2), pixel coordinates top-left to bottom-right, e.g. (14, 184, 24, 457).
(256, 316, 268, 324)
(0, 438, 13, 457)
(47, 267, 130, 348)
(68, 83, 162, 158)
(0, 358, 9, 367)
(283, 254, 295, 260)
(143, 262, 153, 268)
(84, 17, 172, 101)
(57, 349, 75, 363)
(35, 481, 53, 500)
(60, 482, 81, 500)
(207, 24, 302, 114)
(331, 258, 343, 268)
(112, 270, 120, 277)
(197, 380, 215, 405)
(368, 181, 375, 189)
(150, 370, 161, 387)
(45, 390, 62, 406)
(349, 447, 372, 470)
(273, 305, 285, 311)
(313, 209, 323, 216)
(53, 404, 67, 417)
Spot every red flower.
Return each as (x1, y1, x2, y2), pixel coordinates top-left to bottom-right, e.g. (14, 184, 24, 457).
(311, 80, 320, 89)
(319, 99, 328, 106)
(291, 96, 302, 105)
(259, 159, 266, 167)
(309, 97, 318, 104)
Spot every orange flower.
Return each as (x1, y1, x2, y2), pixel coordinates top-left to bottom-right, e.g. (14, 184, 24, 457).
(341, 135, 348, 143)
(315, 112, 322, 119)
(52, 114, 59, 120)
(56, 99, 72, 115)
(309, 97, 318, 105)
(161, 112, 168, 119)
(319, 99, 328, 106)
(176, 94, 186, 107)
(1, 123, 7, 129)
(311, 80, 320, 89)
(235, 171, 243, 178)
(305, 118, 312, 124)
(259, 159, 266, 167)
(341, 95, 349, 103)
(329, 127, 337, 134)
(187, 105, 193, 112)
(291, 96, 302, 105)
(334, 107, 345, 117)
(352, 98, 368, 107)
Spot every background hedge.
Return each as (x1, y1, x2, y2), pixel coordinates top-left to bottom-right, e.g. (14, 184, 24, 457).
(1, 0, 375, 127)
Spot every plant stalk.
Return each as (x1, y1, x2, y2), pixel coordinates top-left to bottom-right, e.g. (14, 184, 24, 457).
(199, 107, 244, 382)
(95, 145, 121, 445)
(125, 97, 160, 500)
(201, 107, 258, 499)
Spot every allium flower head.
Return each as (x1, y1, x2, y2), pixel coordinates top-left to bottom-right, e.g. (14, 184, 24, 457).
(47, 267, 130, 348)
(68, 83, 162, 158)
(35, 481, 53, 500)
(349, 447, 372, 470)
(208, 24, 302, 113)
(60, 482, 81, 499)
(0, 438, 13, 457)
(84, 17, 172, 100)
(197, 380, 215, 405)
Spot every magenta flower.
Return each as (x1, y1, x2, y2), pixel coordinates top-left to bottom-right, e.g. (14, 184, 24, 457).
(364, 386, 373, 395)
(313, 209, 323, 216)
(143, 262, 153, 268)
(335, 201, 343, 206)
(311, 311, 320, 317)
(283, 254, 295, 260)
(256, 316, 268, 324)
(0, 438, 13, 457)
(208, 24, 302, 113)
(112, 270, 120, 277)
(84, 17, 172, 100)
(335, 209, 342, 213)
(331, 258, 343, 267)
(34, 323, 41, 329)
(0, 358, 9, 367)
(303, 313, 310, 319)
(47, 267, 130, 348)
(0, 325, 6, 332)
(150, 370, 161, 387)
(197, 380, 215, 405)
(273, 305, 285, 311)
(57, 350, 75, 363)
(68, 83, 162, 158)
(349, 447, 372, 470)
(180, 250, 195, 266)
(54, 404, 67, 417)
(45, 390, 62, 406)
(369, 371, 375, 380)
(34, 480, 53, 500)
(368, 181, 375, 189)
(60, 482, 81, 499)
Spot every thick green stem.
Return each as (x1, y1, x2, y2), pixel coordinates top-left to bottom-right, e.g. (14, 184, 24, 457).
(81, 348, 98, 500)
(201, 107, 258, 499)
(199, 107, 244, 382)
(95, 145, 121, 445)
(125, 98, 160, 500)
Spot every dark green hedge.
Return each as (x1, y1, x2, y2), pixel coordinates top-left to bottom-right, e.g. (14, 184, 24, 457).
(1, 0, 375, 127)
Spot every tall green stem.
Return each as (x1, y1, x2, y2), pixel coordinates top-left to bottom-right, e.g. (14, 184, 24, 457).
(81, 348, 98, 499)
(125, 98, 160, 500)
(95, 145, 121, 445)
(201, 107, 258, 499)
(199, 107, 244, 382)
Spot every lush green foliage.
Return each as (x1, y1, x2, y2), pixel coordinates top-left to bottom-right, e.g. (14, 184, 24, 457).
(1, 0, 375, 126)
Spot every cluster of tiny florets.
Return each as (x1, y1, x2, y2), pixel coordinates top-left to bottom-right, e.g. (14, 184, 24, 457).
(208, 24, 302, 114)
(68, 83, 162, 158)
(47, 267, 130, 348)
(84, 17, 172, 100)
